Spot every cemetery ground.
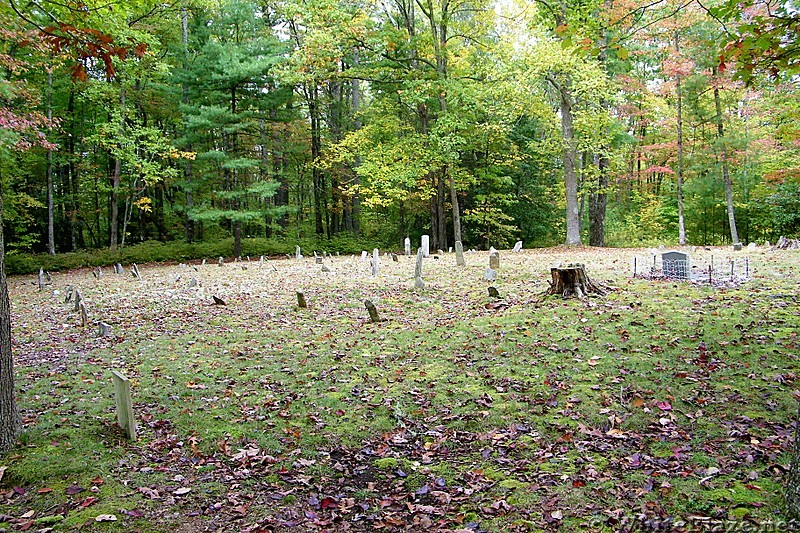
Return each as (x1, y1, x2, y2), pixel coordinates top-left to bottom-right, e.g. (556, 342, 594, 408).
(1, 246, 798, 532)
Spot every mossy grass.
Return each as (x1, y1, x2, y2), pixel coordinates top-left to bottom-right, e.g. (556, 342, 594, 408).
(2, 246, 797, 530)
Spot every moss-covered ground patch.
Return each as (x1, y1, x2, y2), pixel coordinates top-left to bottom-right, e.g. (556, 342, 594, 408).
(1, 246, 798, 531)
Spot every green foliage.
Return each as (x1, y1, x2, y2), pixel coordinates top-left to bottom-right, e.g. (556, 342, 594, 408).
(767, 182, 800, 237)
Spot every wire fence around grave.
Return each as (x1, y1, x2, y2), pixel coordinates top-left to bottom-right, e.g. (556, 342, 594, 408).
(632, 252, 752, 287)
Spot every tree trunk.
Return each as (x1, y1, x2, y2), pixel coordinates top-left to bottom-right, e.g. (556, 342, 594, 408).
(109, 87, 125, 250)
(713, 67, 738, 245)
(560, 83, 581, 246)
(0, 187, 21, 452)
(309, 84, 325, 236)
(46, 70, 56, 255)
(676, 34, 686, 246)
(350, 68, 361, 235)
(449, 168, 462, 244)
(589, 152, 608, 247)
(182, 6, 195, 244)
(544, 264, 607, 299)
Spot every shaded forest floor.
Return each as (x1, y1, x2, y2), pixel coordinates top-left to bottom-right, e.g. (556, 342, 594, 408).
(1, 246, 798, 532)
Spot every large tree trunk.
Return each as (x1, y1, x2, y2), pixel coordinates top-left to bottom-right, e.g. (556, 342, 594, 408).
(182, 6, 195, 244)
(588, 152, 608, 247)
(46, 70, 56, 255)
(713, 68, 738, 245)
(109, 87, 125, 250)
(676, 33, 686, 246)
(0, 189, 21, 452)
(309, 84, 325, 236)
(560, 84, 581, 246)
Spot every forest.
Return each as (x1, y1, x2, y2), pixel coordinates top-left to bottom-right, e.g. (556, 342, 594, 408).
(1, 0, 799, 258)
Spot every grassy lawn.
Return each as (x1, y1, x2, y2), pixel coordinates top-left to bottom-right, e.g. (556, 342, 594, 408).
(1, 246, 797, 531)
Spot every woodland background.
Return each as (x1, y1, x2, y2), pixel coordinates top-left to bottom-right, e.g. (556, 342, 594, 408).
(1, 0, 799, 266)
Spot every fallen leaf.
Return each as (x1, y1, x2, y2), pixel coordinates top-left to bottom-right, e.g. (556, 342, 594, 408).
(656, 401, 672, 411)
(0, 466, 6, 483)
(65, 484, 85, 495)
(79, 497, 98, 508)
(551, 510, 563, 520)
(37, 487, 53, 494)
(174, 487, 192, 496)
(95, 514, 117, 522)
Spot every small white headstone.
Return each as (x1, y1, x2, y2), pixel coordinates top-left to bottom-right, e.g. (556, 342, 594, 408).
(404, 237, 411, 256)
(747, 242, 757, 251)
(361, 250, 369, 261)
(512, 241, 523, 253)
(421, 235, 430, 258)
(484, 268, 497, 281)
(455, 241, 465, 267)
(296, 246, 302, 260)
(372, 249, 380, 276)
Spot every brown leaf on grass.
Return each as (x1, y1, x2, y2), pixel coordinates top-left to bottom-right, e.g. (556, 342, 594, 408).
(65, 484, 85, 495)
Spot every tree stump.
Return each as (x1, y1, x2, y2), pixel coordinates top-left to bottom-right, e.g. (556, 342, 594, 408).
(544, 263, 607, 299)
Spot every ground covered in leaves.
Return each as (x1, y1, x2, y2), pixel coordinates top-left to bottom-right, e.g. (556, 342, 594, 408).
(1, 246, 798, 532)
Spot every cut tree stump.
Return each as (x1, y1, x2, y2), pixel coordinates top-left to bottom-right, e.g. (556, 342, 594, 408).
(544, 263, 608, 299)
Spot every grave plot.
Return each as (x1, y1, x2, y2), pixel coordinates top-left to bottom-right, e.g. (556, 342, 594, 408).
(633, 247, 756, 287)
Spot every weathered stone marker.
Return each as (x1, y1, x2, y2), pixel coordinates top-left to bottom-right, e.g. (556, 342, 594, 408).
(73, 289, 83, 312)
(404, 237, 411, 256)
(391, 253, 399, 262)
(661, 251, 690, 280)
(488, 286, 500, 298)
(513, 241, 523, 253)
(321, 264, 331, 272)
(297, 291, 308, 308)
(201, 258, 207, 266)
(296, 246, 302, 260)
(131, 263, 142, 281)
(361, 250, 369, 262)
(212, 295, 226, 306)
(79, 301, 88, 327)
(455, 241, 465, 267)
(218, 256, 224, 266)
(115, 263, 124, 275)
(98, 322, 112, 337)
(414, 248, 425, 289)
(64, 285, 73, 304)
(111, 370, 136, 440)
(38, 268, 45, 292)
(316, 256, 323, 264)
(372, 249, 380, 276)
(188, 278, 198, 288)
(484, 268, 497, 281)
(489, 251, 500, 270)
(421, 235, 430, 258)
(365, 299, 383, 323)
